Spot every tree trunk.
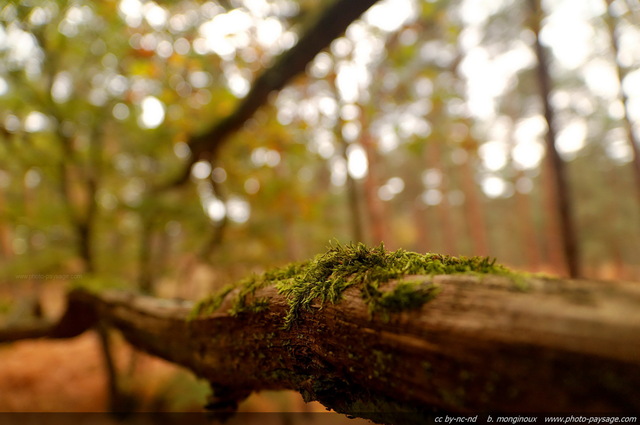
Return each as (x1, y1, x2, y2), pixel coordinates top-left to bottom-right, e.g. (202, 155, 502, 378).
(2, 274, 639, 422)
(604, 0, 640, 208)
(337, 121, 365, 243)
(529, 0, 581, 278)
(459, 147, 489, 256)
(360, 115, 390, 246)
(427, 140, 458, 255)
(540, 156, 568, 274)
(138, 218, 154, 294)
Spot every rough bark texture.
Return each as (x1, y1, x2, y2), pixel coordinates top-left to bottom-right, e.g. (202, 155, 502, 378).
(2, 274, 639, 423)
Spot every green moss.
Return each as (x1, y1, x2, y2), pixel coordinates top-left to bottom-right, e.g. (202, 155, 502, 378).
(372, 279, 441, 321)
(189, 283, 235, 318)
(230, 296, 270, 315)
(192, 242, 517, 327)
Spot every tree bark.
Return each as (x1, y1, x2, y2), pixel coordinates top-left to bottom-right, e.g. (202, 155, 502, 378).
(459, 152, 489, 257)
(426, 139, 458, 255)
(2, 274, 639, 421)
(334, 104, 365, 243)
(528, 0, 581, 278)
(360, 114, 390, 246)
(604, 0, 640, 208)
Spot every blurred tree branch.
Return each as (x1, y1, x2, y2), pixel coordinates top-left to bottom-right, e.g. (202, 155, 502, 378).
(161, 0, 380, 190)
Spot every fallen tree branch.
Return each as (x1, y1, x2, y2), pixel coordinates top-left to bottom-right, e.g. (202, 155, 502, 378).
(2, 272, 639, 422)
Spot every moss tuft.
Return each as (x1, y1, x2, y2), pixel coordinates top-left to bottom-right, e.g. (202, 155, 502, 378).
(373, 279, 441, 315)
(191, 241, 516, 327)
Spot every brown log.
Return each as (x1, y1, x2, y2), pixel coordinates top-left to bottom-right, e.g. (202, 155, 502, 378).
(1, 275, 639, 422)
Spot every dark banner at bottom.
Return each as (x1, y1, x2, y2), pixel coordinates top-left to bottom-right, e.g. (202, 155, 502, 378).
(0, 412, 635, 425)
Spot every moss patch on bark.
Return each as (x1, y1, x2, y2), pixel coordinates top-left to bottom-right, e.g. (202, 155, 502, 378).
(191, 242, 515, 327)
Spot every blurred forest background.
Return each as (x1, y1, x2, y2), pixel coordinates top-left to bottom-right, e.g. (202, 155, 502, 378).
(0, 0, 639, 412)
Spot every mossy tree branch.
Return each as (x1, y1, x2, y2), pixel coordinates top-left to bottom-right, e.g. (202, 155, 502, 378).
(1, 270, 639, 422)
